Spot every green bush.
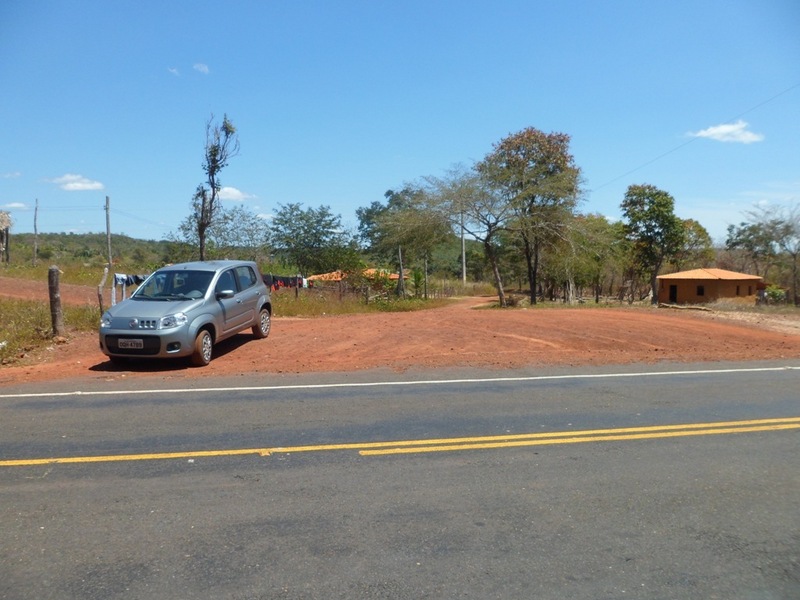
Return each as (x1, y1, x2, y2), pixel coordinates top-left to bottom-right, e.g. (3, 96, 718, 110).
(765, 284, 787, 304)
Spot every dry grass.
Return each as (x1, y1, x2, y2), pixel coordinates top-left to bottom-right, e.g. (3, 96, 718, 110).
(696, 299, 800, 335)
(0, 297, 99, 364)
(271, 287, 453, 317)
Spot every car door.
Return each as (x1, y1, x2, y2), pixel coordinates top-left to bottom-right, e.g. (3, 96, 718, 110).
(214, 268, 246, 336)
(233, 265, 260, 328)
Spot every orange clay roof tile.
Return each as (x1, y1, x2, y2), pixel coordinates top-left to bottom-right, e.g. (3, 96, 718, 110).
(657, 268, 762, 281)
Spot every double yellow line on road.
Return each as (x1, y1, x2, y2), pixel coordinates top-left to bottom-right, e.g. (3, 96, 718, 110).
(2, 417, 799, 467)
(355, 417, 800, 456)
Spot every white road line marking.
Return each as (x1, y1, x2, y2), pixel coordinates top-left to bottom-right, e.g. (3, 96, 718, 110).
(1, 365, 798, 399)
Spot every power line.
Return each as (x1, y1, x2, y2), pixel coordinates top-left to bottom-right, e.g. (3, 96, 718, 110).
(591, 81, 800, 192)
(109, 208, 175, 232)
(22, 204, 103, 211)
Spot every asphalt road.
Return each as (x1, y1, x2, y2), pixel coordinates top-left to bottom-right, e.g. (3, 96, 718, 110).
(1, 361, 799, 600)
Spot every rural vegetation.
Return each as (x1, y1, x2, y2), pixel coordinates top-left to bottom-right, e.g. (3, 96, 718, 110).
(2, 120, 800, 364)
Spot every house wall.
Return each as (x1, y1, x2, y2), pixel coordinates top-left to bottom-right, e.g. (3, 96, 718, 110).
(659, 279, 758, 304)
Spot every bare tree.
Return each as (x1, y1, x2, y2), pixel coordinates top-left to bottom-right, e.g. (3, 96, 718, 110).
(428, 167, 513, 307)
(744, 203, 800, 305)
(192, 114, 240, 260)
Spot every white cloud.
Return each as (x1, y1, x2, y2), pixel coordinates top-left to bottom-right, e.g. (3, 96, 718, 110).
(219, 186, 255, 201)
(1, 171, 21, 179)
(193, 63, 210, 75)
(50, 174, 104, 191)
(2, 202, 27, 210)
(168, 67, 180, 76)
(689, 120, 764, 144)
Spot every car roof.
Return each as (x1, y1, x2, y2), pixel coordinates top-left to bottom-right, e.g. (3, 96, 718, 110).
(157, 260, 255, 273)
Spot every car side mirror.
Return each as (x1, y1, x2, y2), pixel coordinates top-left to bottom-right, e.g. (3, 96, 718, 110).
(216, 289, 235, 299)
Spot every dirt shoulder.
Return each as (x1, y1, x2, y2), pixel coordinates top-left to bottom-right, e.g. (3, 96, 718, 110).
(2, 274, 800, 387)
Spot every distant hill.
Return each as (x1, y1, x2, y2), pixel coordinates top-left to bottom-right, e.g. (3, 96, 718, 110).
(6, 232, 191, 272)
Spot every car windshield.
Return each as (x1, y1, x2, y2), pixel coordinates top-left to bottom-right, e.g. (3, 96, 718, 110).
(132, 270, 214, 300)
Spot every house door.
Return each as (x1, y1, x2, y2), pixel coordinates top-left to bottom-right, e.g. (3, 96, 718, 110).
(669, 285, 678, 303)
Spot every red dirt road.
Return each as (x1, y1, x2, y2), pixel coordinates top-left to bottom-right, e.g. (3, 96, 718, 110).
(2, 275, 800, 386)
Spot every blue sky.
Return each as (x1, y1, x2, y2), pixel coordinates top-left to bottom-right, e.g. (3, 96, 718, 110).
(1, 0, 798, 245)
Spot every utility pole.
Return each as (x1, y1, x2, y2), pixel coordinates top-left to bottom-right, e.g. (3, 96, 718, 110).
(33, 199, 38, 265)
(105, 196, 112, 269)
(396, 246, 405, 298)
(461, 208, 466, 285)
(97, 196, 112, 313)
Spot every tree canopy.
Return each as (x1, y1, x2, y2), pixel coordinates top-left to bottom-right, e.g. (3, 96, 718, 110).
(621, 184, 685, 303)
(476, 127, 581, 304)
(270, 203, 359, 276)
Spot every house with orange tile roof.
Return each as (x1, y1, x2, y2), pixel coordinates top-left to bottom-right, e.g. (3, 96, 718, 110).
(656, 268, 763, 304)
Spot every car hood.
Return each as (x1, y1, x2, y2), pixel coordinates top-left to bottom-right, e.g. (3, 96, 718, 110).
(107, 298, 205, 319)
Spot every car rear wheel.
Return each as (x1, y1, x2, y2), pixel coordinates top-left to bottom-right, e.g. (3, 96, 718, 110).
(252, 307, 271, 339)
(191, 330, 213, 366)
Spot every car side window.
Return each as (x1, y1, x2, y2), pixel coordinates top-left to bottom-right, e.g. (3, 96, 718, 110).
(235, 266, 256, 290)
(215, 269, 238, 294)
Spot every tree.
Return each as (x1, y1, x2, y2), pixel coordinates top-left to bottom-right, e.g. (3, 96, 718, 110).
(670, 219, 714, 271)
(192, 114, 240, 260)
(358, 186, 452, 296)
(356, 200, 387, 254)
(176, 205, 269, 262)
(571, 213, 625, 303)
(178, 205, 270, 261)
(428, 167, 514, 306)
(270, 203, 358, 275)
(476, 127, 581, 304)
(725, 220, 780, 278)
(357, 188, 417, 260)
(735, 204, 800, 305)
(770, 205, 800, 305)
(620, 184, 685, 304)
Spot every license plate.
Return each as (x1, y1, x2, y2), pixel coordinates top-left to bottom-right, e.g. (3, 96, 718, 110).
(118, 338, 144, 349)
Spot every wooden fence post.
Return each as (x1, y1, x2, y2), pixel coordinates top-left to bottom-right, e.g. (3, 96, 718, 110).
(48, 266, 65, 337)
(97, 266, 108, 314)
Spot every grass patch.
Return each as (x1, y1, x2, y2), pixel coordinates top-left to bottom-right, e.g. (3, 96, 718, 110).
(0, 297, 99, 365)
(371, 297, 453, 312)
(1, 263, 108, 286)
(272, 289, 368, 317)
(271, 288, 453, 317)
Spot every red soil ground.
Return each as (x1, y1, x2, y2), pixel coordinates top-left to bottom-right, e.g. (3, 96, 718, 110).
(2, 275, 800, 387)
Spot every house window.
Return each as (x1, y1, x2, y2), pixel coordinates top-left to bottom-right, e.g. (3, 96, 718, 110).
(697, 285, 705, 297)
(736, 285, 740, 296)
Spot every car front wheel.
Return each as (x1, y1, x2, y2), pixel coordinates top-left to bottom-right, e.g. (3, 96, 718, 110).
(191, 330, 213, 366)
(252, 307, 271, 339)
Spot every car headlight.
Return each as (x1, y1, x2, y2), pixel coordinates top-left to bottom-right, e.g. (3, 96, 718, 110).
(100, 312, 113, 328)
(160, 312, 188, 329)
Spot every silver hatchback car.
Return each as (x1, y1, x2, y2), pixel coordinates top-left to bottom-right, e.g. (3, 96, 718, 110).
(99, 260, 271, 366)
